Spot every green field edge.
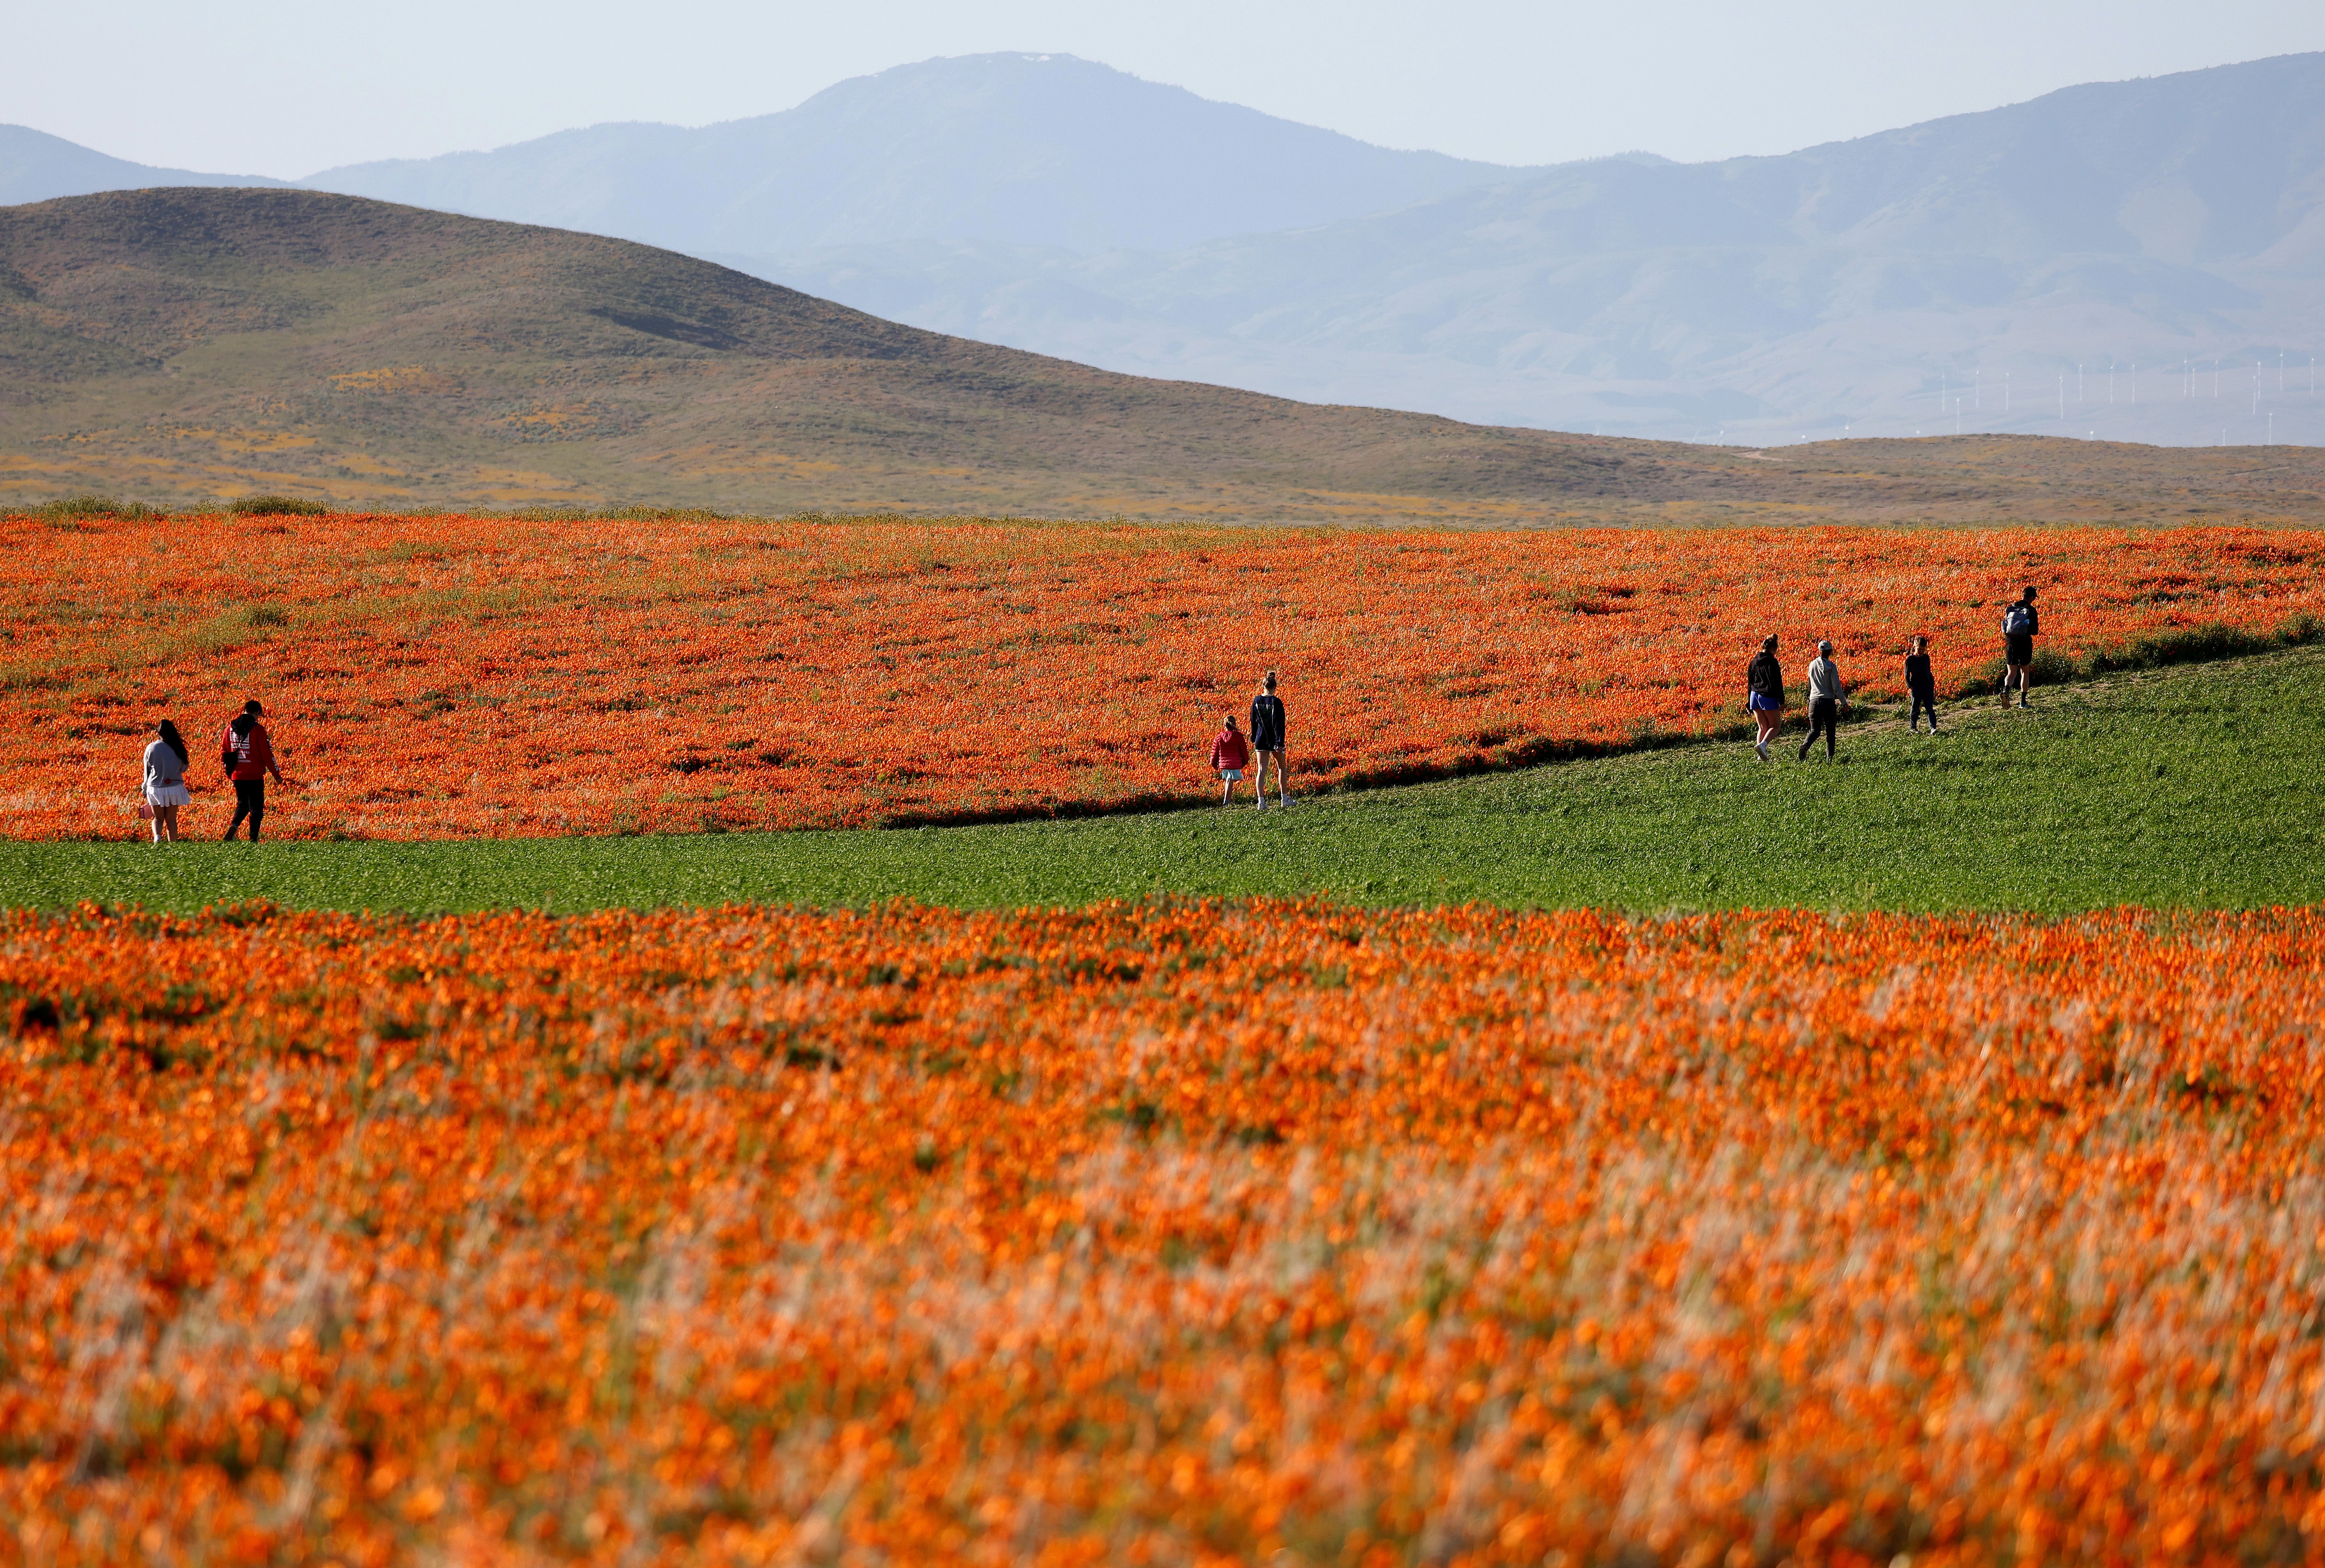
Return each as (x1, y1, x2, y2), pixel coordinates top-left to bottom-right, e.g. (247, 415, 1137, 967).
(5, 644, 2322, 918)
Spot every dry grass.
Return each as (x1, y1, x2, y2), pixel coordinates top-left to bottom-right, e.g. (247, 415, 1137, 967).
(9, 190, 2325, 523)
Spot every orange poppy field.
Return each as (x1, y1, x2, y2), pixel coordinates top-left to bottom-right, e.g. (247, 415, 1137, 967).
(7, 899, 2325, 1566)
(8, 511, 2324, 840)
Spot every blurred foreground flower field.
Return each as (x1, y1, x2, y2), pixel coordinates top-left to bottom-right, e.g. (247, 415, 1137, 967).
(7, 900, 2325, 1565)
(7, 511, 2323, 838)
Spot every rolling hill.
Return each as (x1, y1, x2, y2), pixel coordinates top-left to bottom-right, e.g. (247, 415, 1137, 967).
(6, 186, 2325, 521)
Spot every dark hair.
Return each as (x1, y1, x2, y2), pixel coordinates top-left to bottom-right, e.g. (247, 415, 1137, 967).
(2024, 585, 2037, 598)
(156, 720, 188, 765)
(243, 698, 264, 716)
(231, 712, 255, 739)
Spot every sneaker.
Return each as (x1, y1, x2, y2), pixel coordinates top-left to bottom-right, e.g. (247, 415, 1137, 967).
(1755, 741, 1770, 761)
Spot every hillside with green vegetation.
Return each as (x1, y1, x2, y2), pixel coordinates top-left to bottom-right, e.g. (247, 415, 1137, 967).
(8, 189, 2325, 524)
(11, 648, 2320, 915)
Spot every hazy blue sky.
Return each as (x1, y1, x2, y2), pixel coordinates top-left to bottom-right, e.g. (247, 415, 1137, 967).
(18, 0, 2325, 176)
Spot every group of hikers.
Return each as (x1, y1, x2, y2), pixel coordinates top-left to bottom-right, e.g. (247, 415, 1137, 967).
(1203, 588, 2045, 795)
(136, 700, 286, 843)
(1744, 585, 2042, 761)
(133, 592, 2044, 839)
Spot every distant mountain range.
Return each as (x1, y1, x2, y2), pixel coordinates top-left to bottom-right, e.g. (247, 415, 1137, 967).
(5, 51, 2323, 445)
(302, 54, 1551, 255)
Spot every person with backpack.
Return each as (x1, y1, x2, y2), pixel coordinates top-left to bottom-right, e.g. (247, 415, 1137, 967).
(2001, 586, 2040, 708)
(1249, 670, 1291, 809)
(141, 720, 191, 842)
(1745, 636, 1785, 761)
(1905, 635, 1940, 734)
(1798, 640, 1848, 761)
(220, 699, 284, 840)
(1209, 714, 1252, 807)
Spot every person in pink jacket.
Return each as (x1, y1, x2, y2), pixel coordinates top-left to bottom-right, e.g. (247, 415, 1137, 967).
(1209, 714, 1252, 807)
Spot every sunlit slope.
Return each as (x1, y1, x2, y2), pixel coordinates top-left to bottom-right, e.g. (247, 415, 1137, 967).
(9, 189, 2325, 518)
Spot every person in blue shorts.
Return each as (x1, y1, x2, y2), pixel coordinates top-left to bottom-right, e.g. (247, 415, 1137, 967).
(1745, 636, 1785, 760)
(1249, 670, 1290, 808)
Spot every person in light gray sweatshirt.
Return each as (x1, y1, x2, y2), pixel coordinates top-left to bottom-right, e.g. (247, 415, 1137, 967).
(141, 720, 191, 842)
(1798, 640, 1847, 761)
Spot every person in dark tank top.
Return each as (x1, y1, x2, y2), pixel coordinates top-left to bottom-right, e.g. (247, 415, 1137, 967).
(1248, 669, 1291, 809)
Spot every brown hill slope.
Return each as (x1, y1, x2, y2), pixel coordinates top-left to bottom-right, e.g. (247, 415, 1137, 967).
(3, 187, 2323, 523)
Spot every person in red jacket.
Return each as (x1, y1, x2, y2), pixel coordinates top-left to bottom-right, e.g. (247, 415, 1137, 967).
(1209, 714, 1252, 807)
(220, 699, 285, 841)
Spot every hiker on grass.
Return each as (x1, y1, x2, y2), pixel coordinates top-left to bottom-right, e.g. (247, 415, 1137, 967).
(2001, 586, 2040, 708)
(221, 699, 285, 841)
(1249, 670, 1291, 809)
(1905, 635, 1940, 734)
(1210, 714, 1252, 807)
(141, 720, 191, 843)
(1745, 636, 1785, 761)
(1798, 640, 1847, 762)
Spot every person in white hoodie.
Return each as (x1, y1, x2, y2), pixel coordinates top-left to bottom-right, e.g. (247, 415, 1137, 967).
(1797, 640, 1848, 762)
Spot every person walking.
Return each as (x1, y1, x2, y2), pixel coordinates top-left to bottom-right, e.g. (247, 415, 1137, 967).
(1905, 635, 1940, 734)
(141, 720, 191, 842)
(1798, 640, 1847, 761)
(2000, 585, 2039, 708)
(1249, 670, 1290, 808)
(1745, 636, 1785, 760)
(220, 699, 284, 841)
(1210, 714, 1252, 807)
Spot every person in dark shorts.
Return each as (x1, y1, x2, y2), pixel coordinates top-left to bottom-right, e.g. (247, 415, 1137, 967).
(1798, 640, 1847, 761)
(1745, 636, 1785, 760)
(220, 699, 285, 840)
(1905, 635, 1939, 733)
(2000, 586, 2039, 708)
(1248, 670, 1290, 808)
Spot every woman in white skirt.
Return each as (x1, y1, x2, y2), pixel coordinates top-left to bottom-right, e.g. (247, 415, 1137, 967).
(142, 720, 192, 842)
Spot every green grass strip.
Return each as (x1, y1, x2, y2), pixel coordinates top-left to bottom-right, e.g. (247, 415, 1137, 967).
(7, 650, 2322, 915)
